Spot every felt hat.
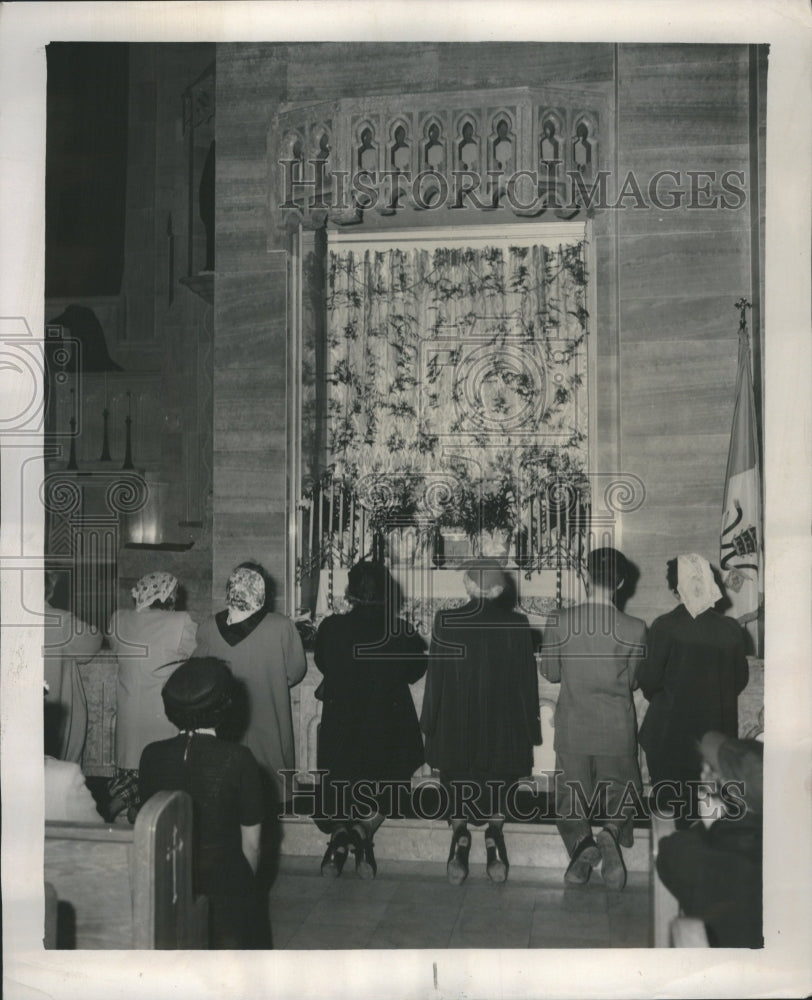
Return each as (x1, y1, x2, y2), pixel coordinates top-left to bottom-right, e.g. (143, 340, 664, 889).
(162, 658, 233, 730)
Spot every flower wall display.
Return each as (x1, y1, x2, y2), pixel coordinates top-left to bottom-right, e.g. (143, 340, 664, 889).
(325, 240, 589, 527)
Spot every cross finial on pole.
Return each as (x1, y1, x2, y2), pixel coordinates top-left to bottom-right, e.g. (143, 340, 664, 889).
(735, 297, 751, 333)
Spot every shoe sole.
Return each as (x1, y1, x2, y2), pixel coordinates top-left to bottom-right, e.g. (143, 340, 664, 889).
(597, 831, 627, 891)
(447, 858, 468, 886)
(486, 861, 508, 883)
(564, 844, 600, 885)
(356, 861, 376, 880)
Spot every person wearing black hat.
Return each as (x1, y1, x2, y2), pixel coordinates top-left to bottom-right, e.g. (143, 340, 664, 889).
(421, 559, 540, 885)
(314, 560, 426, 880)
(655, 732, 763, 948)
(138, 658, 266, 949)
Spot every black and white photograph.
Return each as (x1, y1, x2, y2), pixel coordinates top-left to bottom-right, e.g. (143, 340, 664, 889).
(1, 2, 810, 999)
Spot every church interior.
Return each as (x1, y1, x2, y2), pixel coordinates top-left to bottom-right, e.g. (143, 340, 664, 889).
(40, 40, 767, 952)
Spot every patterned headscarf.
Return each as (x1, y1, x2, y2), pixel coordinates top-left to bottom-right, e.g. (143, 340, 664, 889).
(131, 571, 178, 612)
(226, 566, 265, 614)
(676, 553, 722, 619)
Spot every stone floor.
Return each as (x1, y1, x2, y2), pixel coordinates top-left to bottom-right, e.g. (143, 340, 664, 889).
(268, 857, 652, 950)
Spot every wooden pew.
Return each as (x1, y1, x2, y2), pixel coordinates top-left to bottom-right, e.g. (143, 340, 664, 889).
(650, 814, 710, 948)
(45, 789, 208, 949)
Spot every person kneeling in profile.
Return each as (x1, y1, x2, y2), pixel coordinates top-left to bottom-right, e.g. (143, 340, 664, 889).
(138, 657, 266, 949)
(656, 731, 763, 948)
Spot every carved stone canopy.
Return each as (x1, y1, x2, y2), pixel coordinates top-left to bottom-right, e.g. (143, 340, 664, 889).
(272, 86, 607, 230)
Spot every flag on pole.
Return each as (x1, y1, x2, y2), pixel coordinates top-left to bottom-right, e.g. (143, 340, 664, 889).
(720, 309, 762, 625)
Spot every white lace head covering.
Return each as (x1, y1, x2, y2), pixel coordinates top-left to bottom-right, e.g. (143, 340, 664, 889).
(131, 571, 178, 612)
(226, 566, 265, 615)
(676, 553, 722, 618)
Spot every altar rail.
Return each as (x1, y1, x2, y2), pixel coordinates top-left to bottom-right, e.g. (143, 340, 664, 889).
(295, 472, 590, 614)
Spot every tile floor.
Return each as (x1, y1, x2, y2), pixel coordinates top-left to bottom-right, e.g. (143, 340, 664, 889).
(268, 857, 652, 950)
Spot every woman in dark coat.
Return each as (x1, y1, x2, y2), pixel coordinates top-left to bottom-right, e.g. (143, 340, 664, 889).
(314, 560, 427, 879)
(139, 657, 266, 949)
(638, 554, 749, 808)
(420, 560, 540, 885)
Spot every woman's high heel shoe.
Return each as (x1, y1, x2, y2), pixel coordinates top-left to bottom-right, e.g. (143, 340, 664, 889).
(485, 824, 509, 883)
(350, 825, 377, 879)
(320, 828, 350, 878)
(447, 824, 470, 885)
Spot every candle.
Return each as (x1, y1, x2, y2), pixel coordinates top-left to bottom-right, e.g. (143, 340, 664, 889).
(318, 479, 324, 566)
(308, 495, 315, 570)
(296, 500, 303, 578)
(535, 494, 542, 571)
(544, 490, 551, 565)
(337, 480, 345, 566)
(349, 492, 356, 563)
(327, 476, 335, 565)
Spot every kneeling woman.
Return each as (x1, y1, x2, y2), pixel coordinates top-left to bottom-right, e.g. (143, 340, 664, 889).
(421, 560, 541, 885)
(139, 658, 265, 949)
(314, 561, 427, 878)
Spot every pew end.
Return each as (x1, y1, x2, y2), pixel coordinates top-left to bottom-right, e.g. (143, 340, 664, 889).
(45, 789, 207, 949)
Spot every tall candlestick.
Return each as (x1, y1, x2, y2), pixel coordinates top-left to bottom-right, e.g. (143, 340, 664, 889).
(544, 490, 551, 565)
(349, 492, 356, 563)
(337, 481, 345, 566)
(99, 406, 112, 461)
(327, 477, 335, 565)
(67, 389, 78, 470)
(296, 500, 303, 587)
(307, 496, 315, 572)
(122, 391, 134, 470)
(317, 479, 324, 566)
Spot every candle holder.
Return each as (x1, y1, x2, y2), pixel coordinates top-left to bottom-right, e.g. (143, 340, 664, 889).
(99, 407, 112, 461)
(67, 388, 79, 470)
(122, 392, 134, 470)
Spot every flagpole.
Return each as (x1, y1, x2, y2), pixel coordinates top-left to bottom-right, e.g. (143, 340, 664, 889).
(721, 297, 763, 655)
(735, 297, 763, 507)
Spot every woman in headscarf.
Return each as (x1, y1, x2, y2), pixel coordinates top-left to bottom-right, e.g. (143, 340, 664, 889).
(638, 554, 749, 813)
(314, 560, 426, 879)
(192, 562, 307, 807)
(107, 571, 197, 821)
(139, 658, 265, 949)
(421, 559, 540, 885)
